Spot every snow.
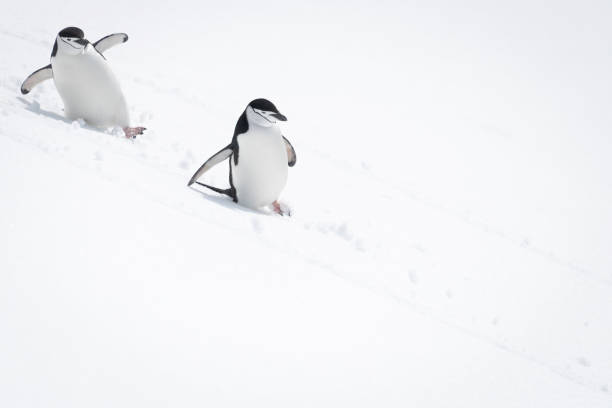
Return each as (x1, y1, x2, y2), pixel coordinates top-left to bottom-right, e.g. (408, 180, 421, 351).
(1, 1, 612, 407)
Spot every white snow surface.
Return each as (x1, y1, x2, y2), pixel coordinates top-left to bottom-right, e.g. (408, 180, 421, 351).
(1, 1, 612, 407)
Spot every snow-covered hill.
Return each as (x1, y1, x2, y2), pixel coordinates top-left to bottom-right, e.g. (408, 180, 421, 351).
(1, 1, 611, 407)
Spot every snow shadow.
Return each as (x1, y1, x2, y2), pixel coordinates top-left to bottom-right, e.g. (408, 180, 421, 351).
(17, 97, 69, 123)
(17, 97, 105, 134)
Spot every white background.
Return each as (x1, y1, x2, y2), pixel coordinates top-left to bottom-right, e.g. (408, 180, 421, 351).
(1, 1, 611, 406)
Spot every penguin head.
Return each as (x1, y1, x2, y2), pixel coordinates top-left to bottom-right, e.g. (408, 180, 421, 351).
(53, 27, 89, 57)
(245, 98, 287, 128)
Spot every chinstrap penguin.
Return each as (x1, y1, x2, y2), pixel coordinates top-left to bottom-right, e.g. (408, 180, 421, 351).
(21, 26, 145, 139)
(188, 98, 296, 215)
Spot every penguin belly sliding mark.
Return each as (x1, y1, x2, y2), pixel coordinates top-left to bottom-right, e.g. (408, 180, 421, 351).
(21, 27, 145, 139)
(188, 98, 297, 215)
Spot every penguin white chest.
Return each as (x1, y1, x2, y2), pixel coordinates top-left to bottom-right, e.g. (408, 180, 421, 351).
(52, 48, 129, 128)
(232, 127, 288, 208)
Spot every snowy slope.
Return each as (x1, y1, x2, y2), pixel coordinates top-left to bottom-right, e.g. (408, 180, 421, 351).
(1, 1, 612, 407)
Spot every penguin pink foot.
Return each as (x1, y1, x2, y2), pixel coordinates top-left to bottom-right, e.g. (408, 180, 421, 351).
(272, 201, 291, 217)
(123, 126, 146, 139)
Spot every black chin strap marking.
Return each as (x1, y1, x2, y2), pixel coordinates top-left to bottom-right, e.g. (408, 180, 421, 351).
(60, 38, 82, 50)
(253, 109, 275, 124)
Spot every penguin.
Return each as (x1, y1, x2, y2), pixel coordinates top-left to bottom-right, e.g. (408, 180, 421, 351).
(188, 99, 297, 215)
(21, 27, 145, 139)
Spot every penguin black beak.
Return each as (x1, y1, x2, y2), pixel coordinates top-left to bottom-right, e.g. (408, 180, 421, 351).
(271, 113, 287, 121)
(75, 38, 89, 46)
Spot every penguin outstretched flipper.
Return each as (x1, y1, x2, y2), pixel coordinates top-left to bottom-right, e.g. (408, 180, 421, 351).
(21, 64, 53, 94)
(188, 144, 234, 186)
(93, 33, 128, 54)
(21, 31, 127, 96)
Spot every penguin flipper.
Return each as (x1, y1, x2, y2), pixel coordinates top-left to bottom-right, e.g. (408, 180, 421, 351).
(282, 136, 297, 167)
(93, 33, 128, 54)
(187, 144, 234, 186)
(21, 64, 53, 95)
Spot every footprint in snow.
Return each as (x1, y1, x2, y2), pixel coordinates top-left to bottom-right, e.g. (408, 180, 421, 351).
(251, 218, 263, 234)
(408, 270, 419, 284)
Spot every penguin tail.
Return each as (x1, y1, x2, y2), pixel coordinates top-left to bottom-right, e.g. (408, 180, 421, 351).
(193, 181, 236, 200)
